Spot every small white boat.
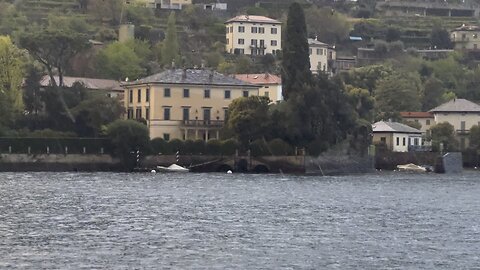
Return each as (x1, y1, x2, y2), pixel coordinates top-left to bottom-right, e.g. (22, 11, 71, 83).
(396, 163, 427, 172)
(156, 164, 189, 172)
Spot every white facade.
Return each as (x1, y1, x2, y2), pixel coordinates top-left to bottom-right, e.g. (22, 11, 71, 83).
(308, 39, 336, 74)
(225, 15, 282, 56)
(372, 120, 423, 152)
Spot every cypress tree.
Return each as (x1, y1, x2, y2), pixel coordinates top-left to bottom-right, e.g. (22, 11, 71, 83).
(281, 2, 311, 100)
(161, 12, 180, 67)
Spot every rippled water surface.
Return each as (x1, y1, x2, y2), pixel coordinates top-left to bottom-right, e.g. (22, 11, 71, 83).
(0, 172, 479, 269)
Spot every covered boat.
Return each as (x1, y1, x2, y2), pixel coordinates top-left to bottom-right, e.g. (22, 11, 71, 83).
(156, 164, 189, 172)
(396, 163, 427, 172)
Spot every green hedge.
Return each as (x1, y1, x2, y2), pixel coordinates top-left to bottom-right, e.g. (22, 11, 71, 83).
(149, 138, 296, 156)
(0, 138, 112, 154)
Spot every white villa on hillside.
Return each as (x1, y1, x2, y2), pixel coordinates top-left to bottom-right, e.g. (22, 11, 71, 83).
(308, 38, 336, 75)
(225, 15, 282, 56)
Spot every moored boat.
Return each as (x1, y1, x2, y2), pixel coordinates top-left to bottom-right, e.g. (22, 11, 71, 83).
(156, 164, 189, 172)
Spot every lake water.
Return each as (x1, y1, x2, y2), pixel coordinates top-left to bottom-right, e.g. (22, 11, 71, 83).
(0, 172, 479, 269)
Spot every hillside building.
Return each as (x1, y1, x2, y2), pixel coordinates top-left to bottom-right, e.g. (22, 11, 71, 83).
(234, 73, 283, 102)
(308, 38, 336, 75)
(451, 24, 480, 51)
(376, 0, 480, 17)
(225, 15, 282, 56)
(372, 120, 423, 152)
(400, 111, 434, 135)
(429, 98, 480, 149)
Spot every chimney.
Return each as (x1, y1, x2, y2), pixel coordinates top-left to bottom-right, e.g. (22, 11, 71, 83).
(209, 70, 214, 81)
(182, 68, 187, 79)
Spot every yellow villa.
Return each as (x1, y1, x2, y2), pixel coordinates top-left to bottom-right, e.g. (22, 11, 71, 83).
(123, 68, 260, 141)
(225, 15, 282, 56)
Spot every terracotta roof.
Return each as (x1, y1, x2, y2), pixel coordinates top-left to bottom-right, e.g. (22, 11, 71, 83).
(372, 121, 422, 134)
(400, 112, 434, 118)
(124, 69, 257, 88)
(234, 73, 281, 85)
(429, 98, 480, 113)
(40, 76, 123, 91)
(226, 15, 281, 24)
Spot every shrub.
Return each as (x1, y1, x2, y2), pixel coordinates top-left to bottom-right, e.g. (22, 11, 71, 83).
(268, 138, 294, 155)
(150, 138, 170, 155)
(221, 139, 238, 155)
(250, 139, 269, 156)
(192, 140, 206, 154)
(168, 139, 184, 154)
(307, 139, 329, 156)
(206, 139, 222, 155)
(106, 120, 150, 169)
(181, 140, 205, 154)
(0, 137, 112, 154)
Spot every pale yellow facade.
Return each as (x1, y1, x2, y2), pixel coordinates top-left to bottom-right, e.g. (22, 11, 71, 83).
(432, 113, 480, 149)
(234, 74, 283, 102)
(124, 70, 259, 141)
(308, 39, 336, 74)
(225, 15, 282, 56)
(451, 26, 480, 50)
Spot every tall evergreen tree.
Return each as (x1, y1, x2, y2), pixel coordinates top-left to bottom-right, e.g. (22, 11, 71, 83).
(0, 35, 25, 127)
(161, 12, 180, 67)
(282, 2, 311, 100)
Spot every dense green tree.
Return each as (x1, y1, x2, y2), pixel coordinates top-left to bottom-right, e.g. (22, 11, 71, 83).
(72, 94, 125, 137)
(282, 2, 311, 100)
(342, 65, 393, 93)
(18, 28, 90, 87)
(422, 76, 446, 111)
(0, 3, 28, 36)
(385, 27, 401, 42)
(345, 85, 375, 121)
(284, 74, 357, 148)
(161, 12, 180, 67)
(225, 96, 270, 147)
(430, 27, 453, 49)
(469, 125, 480, 150)
(305, 6, 350, 44)
(429, 122, 457, 152)
(89, 0, 123, 25)
(374, 72, 422, 119)
(0, 36, 25, 127)
(95, 41, 145, 80)
(23, 65, 43, 116)
(428, 55, 464, 91)
(106, 119, 150, 170)
(40, 82, 88, 131)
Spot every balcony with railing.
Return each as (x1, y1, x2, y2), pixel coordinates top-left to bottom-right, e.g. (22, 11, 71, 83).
(456, 129, 470, 135)
(182, 120, 224, 128)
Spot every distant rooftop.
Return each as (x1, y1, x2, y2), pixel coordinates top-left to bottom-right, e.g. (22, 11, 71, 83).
(308, 38, 329, 47)
(225, 15, 281, 24)
(40, 76, 123, 91)
(400, 112, 434, 118)
(453, 24, 480, 31)
(234, 73, 281, 85)
(373, 121, 422, 134)
(429, 98, 480, 113)
(124, 69, 257, 88)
